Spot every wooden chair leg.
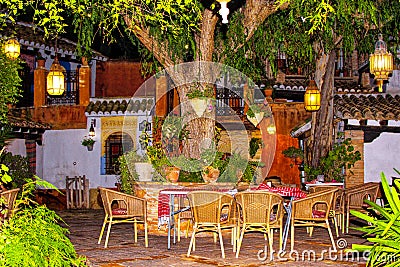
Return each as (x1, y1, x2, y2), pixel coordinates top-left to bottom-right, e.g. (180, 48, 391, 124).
(290, 222, 295, 251)
(326, 220, 337, 252)
(134, 221, 138, 243)
(235, 225, 246, 258)
(218, 227, 225, 258)
(104, 219, 113, 248)
(187, 224, 197, 257)
(144, 222, 148, 247)
(98, 214, 108, 244)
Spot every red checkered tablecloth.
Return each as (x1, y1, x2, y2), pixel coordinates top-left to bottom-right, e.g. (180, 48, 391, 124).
(253, 183, 308, 199)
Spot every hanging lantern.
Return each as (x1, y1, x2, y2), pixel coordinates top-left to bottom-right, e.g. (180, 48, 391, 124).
(216, 0, 231, 24)
(4, 38, 20, 60)
(369, 34, 393, 92)
(89, 122, 95, 137)
(47, 57, 66, 96)
(304, 80, 321, 112)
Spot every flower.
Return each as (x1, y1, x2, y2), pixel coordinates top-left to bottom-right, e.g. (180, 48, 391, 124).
(81, 136, 95, 146)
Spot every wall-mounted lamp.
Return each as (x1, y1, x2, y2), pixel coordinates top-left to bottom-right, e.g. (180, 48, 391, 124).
(4, 38, 20, 60)
(369, 34, 393, 92)
(216, 0, 231, 24)
(88, 119, 96, 137)
(304, 80, 321, 112)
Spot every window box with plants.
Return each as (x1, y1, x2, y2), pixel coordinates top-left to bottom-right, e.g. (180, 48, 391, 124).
(81, 136, 95, 151)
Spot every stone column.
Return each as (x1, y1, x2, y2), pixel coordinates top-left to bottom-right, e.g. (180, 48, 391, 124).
(79, 57, 91, 106)
(34, 59, 46, 107)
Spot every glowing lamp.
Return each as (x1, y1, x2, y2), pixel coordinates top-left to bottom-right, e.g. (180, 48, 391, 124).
(217, 0, 231, 24)
(369, 34, 393, 92)
(4, 39, 20, 60)
(304, 80, 321, 112)
(47, 57, 66, 96)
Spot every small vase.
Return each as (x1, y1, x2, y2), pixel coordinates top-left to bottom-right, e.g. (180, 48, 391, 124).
(86, 144, 93, 151)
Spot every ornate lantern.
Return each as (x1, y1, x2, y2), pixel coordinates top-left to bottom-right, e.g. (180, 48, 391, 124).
(369, 34, 393, 92)
(47, 57, 66, 96)
(4, 39, 20, 60)
(89, 122, 95, 137)
(216, 0, 231, 23)
(304, 80, 321, 112)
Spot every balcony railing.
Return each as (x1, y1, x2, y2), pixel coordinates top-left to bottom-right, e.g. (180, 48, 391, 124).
(46, 70, 79, 105)
(216, 86, 244, 117)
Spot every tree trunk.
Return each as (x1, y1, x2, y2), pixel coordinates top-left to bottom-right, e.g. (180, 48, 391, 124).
(309, 49, 336, 168)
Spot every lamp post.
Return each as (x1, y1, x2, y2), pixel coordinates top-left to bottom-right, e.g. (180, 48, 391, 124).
(4, 39, 20, 60)
(304, 80, 321, 112)
(216, 0, 231, 24)
(47, 57, 66, 96)
(369, 34, 393, 92)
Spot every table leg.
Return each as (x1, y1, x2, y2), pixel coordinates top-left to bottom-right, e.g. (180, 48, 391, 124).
(167, 194, 175, 250)
(282, 197, 293, 251)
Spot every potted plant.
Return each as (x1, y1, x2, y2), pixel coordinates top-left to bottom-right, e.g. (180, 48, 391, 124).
(81, 136, 95, 151)
(282, 146, 304, 166)
(246, 104, 271, 126)
(118, 150, 153, 184)
(201, 165, 220, 183)
(187, 83, 214, 117)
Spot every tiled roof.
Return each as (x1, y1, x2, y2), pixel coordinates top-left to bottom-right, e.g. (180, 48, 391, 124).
(334, 94, 400, 120)
(85, 98, 154, 116)
(8, 116, 51, 130)
(0, 22, 107, 61)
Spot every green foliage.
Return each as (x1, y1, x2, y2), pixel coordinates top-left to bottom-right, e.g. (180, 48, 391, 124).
(304, 137, 361, 182)
(246, 104, 272, 119)
(0, 151, 34, 189)
(249, 137, 263, 159)
(282, 146, 304, 160)
(81, 137, 95, 146)
(186, 83, 214, 99)
(117, 151, 144, 195)
(0, 178, 87, 267)
(350, 172, 400, 267)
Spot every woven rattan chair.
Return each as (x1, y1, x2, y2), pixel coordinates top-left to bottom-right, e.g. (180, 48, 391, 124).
(0, 188, 20, 223)
(186, 191, 236, 258)
(308, 186, 344, 236)
(176, 196, 192, 242)
(234, 191, 284, 258)
(98, 187, 148, 248)
(344, 182, 380, 233)
(290, 188, 338, 252)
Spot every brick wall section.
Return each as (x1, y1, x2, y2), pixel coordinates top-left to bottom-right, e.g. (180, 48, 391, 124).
(345, 130, 364, 188)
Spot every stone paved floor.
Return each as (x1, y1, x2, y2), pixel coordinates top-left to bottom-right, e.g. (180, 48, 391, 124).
(57, 209, 369, 267)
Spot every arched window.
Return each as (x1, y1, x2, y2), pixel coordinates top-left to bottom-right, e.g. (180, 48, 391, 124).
(104, 132, 133, 175)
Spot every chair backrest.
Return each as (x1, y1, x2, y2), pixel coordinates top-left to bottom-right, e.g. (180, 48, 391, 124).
(235, 191, 284, 224)
(293, 188, 338, 220)
(308, 185, 338, 194)
(187, 191, 233, 224)
(1, 188, 20, 220)
(98, 187, 146, 218)
(345, 182, 380, 209)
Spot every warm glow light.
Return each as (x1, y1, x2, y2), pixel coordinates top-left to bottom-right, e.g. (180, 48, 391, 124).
(89, 123, 95, 137)
(217, 0, 231, 24)
(304, 80, 321, 112)
(4, 39, 20, 60)
(369, 34, 393, 92)
(267, 124, 276, 135)
(47, 57, 66, 96)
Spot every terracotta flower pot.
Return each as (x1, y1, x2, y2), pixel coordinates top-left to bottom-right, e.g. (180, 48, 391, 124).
(165, 166, 180, 183)
(201, 167, 220, 183)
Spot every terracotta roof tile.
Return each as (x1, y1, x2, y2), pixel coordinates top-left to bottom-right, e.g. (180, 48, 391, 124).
(85, 98, 154, 116)
(334, 94, 400, 120)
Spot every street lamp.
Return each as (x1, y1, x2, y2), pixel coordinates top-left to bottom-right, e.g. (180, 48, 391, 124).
(216, 0, 231, 24)
(47, 57, 66, 96)
(369, 34, 393, 92)
(4, 38, 20, 60)
(304, 80, 321, 112)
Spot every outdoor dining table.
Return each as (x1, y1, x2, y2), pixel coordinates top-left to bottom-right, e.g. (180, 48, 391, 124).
(158, 187, 235, 249)
(158, 184, 307, 251)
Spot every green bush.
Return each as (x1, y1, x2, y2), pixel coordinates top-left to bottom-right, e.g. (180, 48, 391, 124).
(0, 178, 87, 267)
(350, 171, 400, 266)
(1, 151, 34, 189)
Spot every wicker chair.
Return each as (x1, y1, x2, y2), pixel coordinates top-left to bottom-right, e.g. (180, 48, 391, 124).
(234, 191, 284, 258)
(308, 186, 345, 237)
(0, 188, 20, 223)
(98, 187, 148, 248)
(186, 191, 237, 258)
(344, 182, 380, 233)
(176, 196, 192, 242)
(290, 188, 338, 252)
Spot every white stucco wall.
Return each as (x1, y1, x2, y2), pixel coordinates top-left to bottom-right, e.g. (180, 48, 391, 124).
(6, 139, 27, 156)
(39, 129, 117, 189)
(364, 132, 400, 184)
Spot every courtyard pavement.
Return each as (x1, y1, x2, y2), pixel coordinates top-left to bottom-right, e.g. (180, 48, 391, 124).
(57, 209, 370, 267)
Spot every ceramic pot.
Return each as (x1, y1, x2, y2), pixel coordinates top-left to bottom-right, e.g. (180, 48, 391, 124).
(165, 166, 180, 183)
